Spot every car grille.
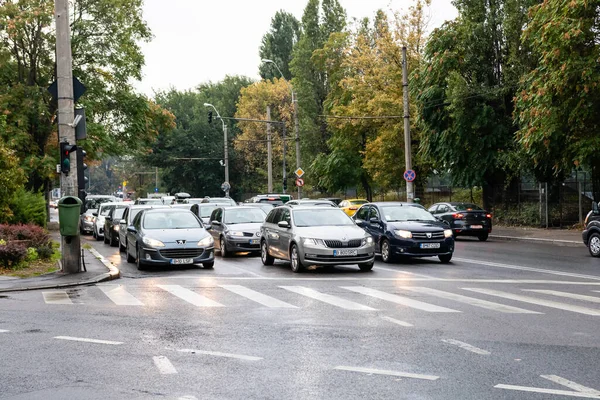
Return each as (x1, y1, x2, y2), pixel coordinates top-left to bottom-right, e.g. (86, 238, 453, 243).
(159, 248, 204, 258)
(411, 232, 445, 240)
(243, 232, 257, 237)
(324, 239, 363, 248)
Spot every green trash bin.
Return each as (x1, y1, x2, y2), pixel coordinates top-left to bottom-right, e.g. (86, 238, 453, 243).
(58, 196, 83, 236)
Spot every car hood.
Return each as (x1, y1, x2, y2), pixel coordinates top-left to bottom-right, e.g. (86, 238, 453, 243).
(386, 220, 447, 232)
(225, 222, 263, 233)
(143, 228, 210, 243)
(294, 225, 368, 240)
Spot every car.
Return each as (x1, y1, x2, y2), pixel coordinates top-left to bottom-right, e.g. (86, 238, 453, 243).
(201, 197, 237, 206)
(428, 202, 492, 241)
(247, 195, 284, 206)
(118, 204, 169, 252)
(353, 202, 454, 263)
(339, 199, 369, 216)
(190, 203, 228, 225)
(161, 195, 176, 205)
(287, 199, 337, 207)
(80, 195, 119, 234)
(174, 192, 191, 203)
(125, 208, 215, 270)
(319, 197, 343, 206)
(134, 198, 163, 205)
(185, 198, 207, 205)
(582, 201, 600, 257)
(103, 203, 129, 247)
(208, 206, 267, 256)
(92, 202, 119, 240)
(260, 206, 375, 272)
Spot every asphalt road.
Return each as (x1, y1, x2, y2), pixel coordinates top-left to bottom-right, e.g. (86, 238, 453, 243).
(1, 234, 599, 400)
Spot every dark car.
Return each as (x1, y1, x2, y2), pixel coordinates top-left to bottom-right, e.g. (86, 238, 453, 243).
(125, 208, 215, 270)
(103, 203, 128, 247)
(208, 206, 267, 256)
(354, 202, 454, 263)
(428, 202, 492, 241)
(286, 199, 337, 207)
(582, 201, 600, 256)
(118, 204, 168, 252)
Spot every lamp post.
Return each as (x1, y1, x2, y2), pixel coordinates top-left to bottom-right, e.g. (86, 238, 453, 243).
(261, 59, 301, 199)
(204, 103, 230, 197)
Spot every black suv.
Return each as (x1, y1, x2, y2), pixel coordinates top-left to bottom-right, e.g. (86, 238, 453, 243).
(583, 202, 600, 256)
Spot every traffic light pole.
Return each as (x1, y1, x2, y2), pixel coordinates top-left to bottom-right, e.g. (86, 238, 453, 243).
(402, 46, 414, 203)
(293, 92, 301, 199)
(55, 0, 80, 273)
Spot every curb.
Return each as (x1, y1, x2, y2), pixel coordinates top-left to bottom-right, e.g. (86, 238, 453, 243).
(0, 248, 120, 293)
(489, 234, 583, 247)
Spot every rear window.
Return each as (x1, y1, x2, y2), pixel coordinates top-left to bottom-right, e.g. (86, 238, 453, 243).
(258, 198, 284, 205)
(453, 203, 483, 211)
(350, 200, 368, 205)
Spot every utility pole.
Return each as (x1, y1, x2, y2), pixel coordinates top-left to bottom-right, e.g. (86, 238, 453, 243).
(282, 124, 287, 194)
(155, 167, 158, 192)
(293, 92, 301, 199)
(55, 0, 80, 273)
(267, 105, 273, 193)
(204, 103, 230, 197)
(402, 46, 414, 203)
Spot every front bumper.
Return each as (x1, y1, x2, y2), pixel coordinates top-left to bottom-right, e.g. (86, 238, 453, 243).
(139, 246, 215, 266)
(300, 242, 375, 265)
(81, 219, 94, 232)
(225, 236, 261, 252)
(389, 236, 454, 257)
(583, 229, 590, 245)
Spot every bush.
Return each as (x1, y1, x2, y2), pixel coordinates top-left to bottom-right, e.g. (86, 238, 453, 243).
(36, 245, 54, 260)
(0, 224, 50, 248)
(5, 188, 47, 227)
(0, 242, 28, 268)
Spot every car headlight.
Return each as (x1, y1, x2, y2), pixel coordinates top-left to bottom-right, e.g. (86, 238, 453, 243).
(197, 236, 214, 247)
(143, 237, 165, 247)
(303, 238, 319, 245)
(362, 236, 374, 246)
(113, 225, 120, 231)
(228, 231, 245, 237)
(395, 230, 412, 239)
(444, 229, 453, 238)
(85, 215, 93, 221)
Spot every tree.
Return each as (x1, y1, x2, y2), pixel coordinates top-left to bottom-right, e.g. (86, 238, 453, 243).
(0, 116, 27, 219)
(258, 11, 300, 80)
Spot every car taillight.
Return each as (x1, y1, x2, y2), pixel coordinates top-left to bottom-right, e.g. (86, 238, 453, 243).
(486, 214, 492, 219)
(452, 213, 464, 219)
(349, 207, 358, 210)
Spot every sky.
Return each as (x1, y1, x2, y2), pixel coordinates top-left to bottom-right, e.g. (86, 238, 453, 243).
(134, 0, 457, 97)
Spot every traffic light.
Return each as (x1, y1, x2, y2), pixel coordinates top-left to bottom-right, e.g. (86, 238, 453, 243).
(59, 142, 77, 174)
(76, 148, 88, 191)
(208, 111, 213, 123)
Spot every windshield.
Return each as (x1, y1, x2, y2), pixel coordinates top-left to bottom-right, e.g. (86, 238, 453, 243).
(381, 206, 436, 222)
(224, 208, 267, 224)
(199, 205, 218, 218)
(99, 206, 112, 216)
(293, 209, 354, 227)
(453, 203, 483, 211)
(138, 199, 162, 205)
(85, 197, 115, 209)
(143, 211, 202, 229)
(350, 200, 368, 205)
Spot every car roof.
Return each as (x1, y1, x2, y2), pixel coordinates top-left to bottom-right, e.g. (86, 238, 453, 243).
(98, 202, 121, 207)
(286, 205, 343, 211)
(142, 208, 194, 214)
(129, 204, 168, 210)
(370, 201, 422, 206)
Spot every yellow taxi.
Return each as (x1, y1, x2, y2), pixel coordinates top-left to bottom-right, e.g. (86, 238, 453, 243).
(339, 199, 369, 216)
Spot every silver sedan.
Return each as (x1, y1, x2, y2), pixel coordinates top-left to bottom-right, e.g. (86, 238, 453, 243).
(260, 206, 375, 272)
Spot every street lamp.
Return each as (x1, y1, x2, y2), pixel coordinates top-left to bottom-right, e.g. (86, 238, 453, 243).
(204, 103, 230, 197)
(261, 59, 302, 199)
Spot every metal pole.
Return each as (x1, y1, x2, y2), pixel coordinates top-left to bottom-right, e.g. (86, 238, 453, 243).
(155, 167, 158, 192)
(293, 92, 301, 199)
(545, 182, 549, 228)
(267, 106, 273, 193)
(579, 180, 583, 224)
(282, 124, 287, 194)
(224, 124, 229, 197)
(56, 0, 80, 273)
(402, 46, 414, 202)
(539, 182, 542, 227)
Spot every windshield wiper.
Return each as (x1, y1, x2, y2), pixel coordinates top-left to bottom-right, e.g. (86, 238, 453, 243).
(406, 219, 433, 222)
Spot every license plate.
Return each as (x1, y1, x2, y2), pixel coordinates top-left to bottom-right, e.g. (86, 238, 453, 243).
(333, 249, 358, 257)
(249, 239, 260, 245)
(170, 258, 193, 265)
(470, 225, 483, 229)
(420, 243, 441, 249)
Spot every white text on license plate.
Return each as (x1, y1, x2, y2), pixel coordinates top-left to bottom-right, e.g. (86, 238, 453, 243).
(249, 239, 260, 245)
(333, 249, 358, 257)
(470, 225, 483, 229)
(420, 243, 441, 249)
(171, 258, 193, 265)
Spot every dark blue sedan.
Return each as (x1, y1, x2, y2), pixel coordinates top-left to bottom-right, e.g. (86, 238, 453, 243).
(353, 202, 454, 263)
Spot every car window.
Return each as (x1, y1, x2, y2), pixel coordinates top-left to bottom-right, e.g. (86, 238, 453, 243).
(200, 205, 218, 218)
(132, 211, 143, 227)
(439, 205, 449, 213)
(99, 205, 113, 216)
(453, 203, 484, 211)
(428, 205, 439, 214)
(355, 206, 369, 220)
(130, 208, 146, 222)
(112, 207, 126, 220)
(280, 209, 291, 225)
(269, 208, 283, 224)
(121, 209, 129, 223)
(369, 207, 380, 221)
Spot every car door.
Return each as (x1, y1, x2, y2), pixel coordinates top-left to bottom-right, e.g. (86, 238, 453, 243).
(126, 212, 142, 258)
(264, 208, 283, 258)
(367, 206, 385, 250)
(437, 204, 452, 223)
(209, 208, 222, 243)
(119, 207, 129, 246)
(277, 209, 293, 260)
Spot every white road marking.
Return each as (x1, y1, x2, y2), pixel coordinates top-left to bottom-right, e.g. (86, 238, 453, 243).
(342, 286, 460, 313)
(97, 284, 144, 306)
(524, 290, 600, 304)
(153, 356, 177, 375)
(0, 329, 9, 333)
(454, 257, 600, 281)
(372, 266, 434, 279)
(54, 336, 123, 345)
(441, 339, 491, 355)
(178, 396, 198, 400)
(334, 366, 439, 381)
(495, 385, 600, 398)
(157, 285, 224, 307)
(541, 375, 600, 395)
(463, 288, 600, 316)
(43, 291, 73, 305)
(220, 285, 298, 308)
(381, 316, 413, 327)
(280, 286, 376, 311)
(403, 287, 540, 314)
(176, 348, 262, 361)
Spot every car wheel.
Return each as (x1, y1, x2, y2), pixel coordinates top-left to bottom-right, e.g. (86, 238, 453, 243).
(92, 229, 97, 240)
(220, 236, 230, 257)
(381, 239, 394, 263)
(126, 243, 135, 263)
(203, 261, 214, 269)
(478, 233, 489, 242)
(110, 232, 118, 247)
(261, 240, 274, 266)
(358, 261, 374, 271)
(119, 238, 126, 252)
(290, 244, 304, 273)
(136, 245, 145, 270)
(438, 253, 453, 263)
(588, 233, 600, 257)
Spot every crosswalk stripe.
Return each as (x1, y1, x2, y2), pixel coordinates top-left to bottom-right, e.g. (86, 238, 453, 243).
(524, 290, 600, 304)
(157, 285, 224, 307)
(43, 291, 73, 305)
(342, 287, 460, 313)
(0, 329, 9, 333)
(463, 288, 600, 316)
(153, 356, 177, 374)
(280, 286, 376, 311)
(403, 287, 540, 314)
(97, 285, 144, 306)
(220, 285, 298, 308)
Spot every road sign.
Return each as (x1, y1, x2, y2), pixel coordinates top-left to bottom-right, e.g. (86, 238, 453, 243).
(403, 169, 416, 182)
(295, 168, 305, 178)
(154, 187, 159, 193)
(295, 178, 304, 187)
(47, 76, 86, 102)
(221, 181, 231, 192)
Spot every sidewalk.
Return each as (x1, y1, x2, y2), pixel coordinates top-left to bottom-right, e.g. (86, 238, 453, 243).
(490, 225, 583, 246)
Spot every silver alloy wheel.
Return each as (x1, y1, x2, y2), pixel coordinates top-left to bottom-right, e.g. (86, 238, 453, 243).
(291, 245, 300, 272)
(381, 240, 390, 262)
(261, 242, 267, 262)
(221, 239, 226, 254)
(590, 236, 600, 256)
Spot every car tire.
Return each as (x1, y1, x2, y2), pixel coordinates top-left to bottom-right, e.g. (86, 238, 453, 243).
(478, 233, 489, 242)
(381, 239, 394, 263)
(358, 261, 374, 271)
(588, 233, 600, 257)
(220, 236, 230, 257)
(261, 240, 274, 266)
(136, 245, 145, 270)
(93, 229, 97, 240)
(126, 245, 135, 263)
(110, 232, 118, 247)
(203, 261, 214, 269)
(290, 244, 304, 273)
(438, 253, 453, 263)
(119, 239, 126, 252)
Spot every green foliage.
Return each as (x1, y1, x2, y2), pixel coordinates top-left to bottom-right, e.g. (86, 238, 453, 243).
(25, 247, 38, 262)
(259, 11, 300, 80)
(0, 134, 27, 219)
(4, 189, 47, 227)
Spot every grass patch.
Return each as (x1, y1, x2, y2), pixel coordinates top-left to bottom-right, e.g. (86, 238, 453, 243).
(0, 242, 61, 279)
(82, 243, 92, 250)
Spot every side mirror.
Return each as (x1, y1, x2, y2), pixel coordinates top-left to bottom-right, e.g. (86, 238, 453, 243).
(92, 212, 98, 217)
(369, 217, 380, 224)
(127, 226, 137, 233)
(119, 219, 126, 224)
(278, 220, 291, 229)
(205, 225, 212, 231)
(212, 221, 221, 225)
(355, 219, 365, 227)
(105, 216, 112, 221)
(593, 201, 599, 214)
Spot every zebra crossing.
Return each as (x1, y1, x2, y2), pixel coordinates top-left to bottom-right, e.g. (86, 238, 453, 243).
(38, 283, 600, 317)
